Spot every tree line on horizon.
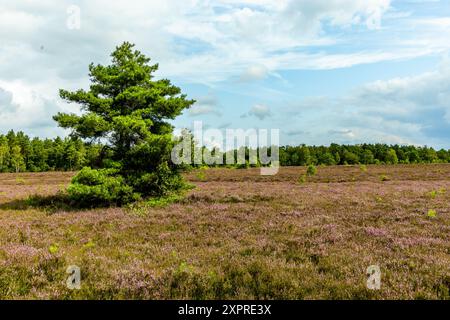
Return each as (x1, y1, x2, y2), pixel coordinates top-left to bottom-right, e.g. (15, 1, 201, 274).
(1, 129, 449, 173)
(0, 130, 101, 173)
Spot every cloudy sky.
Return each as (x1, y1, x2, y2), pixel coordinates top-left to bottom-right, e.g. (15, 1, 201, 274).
(1, 0, 450, 148)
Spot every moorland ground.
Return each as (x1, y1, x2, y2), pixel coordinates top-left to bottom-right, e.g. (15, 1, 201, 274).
(0, 165, 449, 299)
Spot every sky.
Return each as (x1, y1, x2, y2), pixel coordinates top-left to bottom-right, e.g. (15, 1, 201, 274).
(1, 0, 450, 148)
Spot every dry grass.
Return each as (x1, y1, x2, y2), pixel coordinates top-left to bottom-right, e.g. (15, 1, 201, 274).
(0, 165, 449, 299)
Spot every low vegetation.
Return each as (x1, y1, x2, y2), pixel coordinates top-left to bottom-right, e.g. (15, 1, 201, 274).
(0, 165, 448, 299)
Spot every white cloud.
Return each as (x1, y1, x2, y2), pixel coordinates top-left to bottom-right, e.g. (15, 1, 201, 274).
(284, 0, 390, 31)
(0, 84, 62, 136)
(286, 129, 308, 136)
(239, 65, 269, 81)
(160, 0, 399, 81)
(282, 61, 450, 147)
(188, 105, 222, 117)
(0, 0, 441, 86)
(1, 0, 449, 140)
(328, 129, 355, 139)
(244, 104, 271, 120)
(188, 95, 222, 117)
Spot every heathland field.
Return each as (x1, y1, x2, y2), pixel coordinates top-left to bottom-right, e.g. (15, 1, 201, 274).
(0, 165, 449, 299)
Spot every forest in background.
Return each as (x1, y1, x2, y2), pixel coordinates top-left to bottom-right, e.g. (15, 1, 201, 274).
(1, 129, 449, 173)
(0, 130, 100, 172)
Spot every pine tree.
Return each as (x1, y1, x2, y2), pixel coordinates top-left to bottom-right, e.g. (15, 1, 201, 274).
(53, 42, 195, 206)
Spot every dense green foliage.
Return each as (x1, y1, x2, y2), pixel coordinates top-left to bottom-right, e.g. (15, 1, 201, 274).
(0, 130, 101, 173)
(53, 42, 195, 206)
(185, 144, 450, 168)
(67, 167, 139, 206)
(278, 143, 449, 166)
(306, 164, 317, 176)
(2, 129, 449, 174)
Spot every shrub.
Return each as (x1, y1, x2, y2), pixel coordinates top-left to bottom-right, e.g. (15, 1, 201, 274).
(68, 167, 140, 207)
(130, 162, 187, 197)
(306, 164, 317, 176)
(427, 209, 437, 218)
(428, 190, 438, 199)
(298, 174, 307, 184)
